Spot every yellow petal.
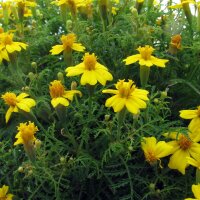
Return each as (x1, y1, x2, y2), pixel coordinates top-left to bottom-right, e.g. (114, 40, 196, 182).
(5, 106, 14, 123)
(66, 63, 85, 76)
(187, 157, 199, 168)
(125, 98, 140, 114)
(150, 56, 168, 67)
(63, 90, 82, 101)
(123, 54, 140, 65)
(16, 93, 29, 101)
(192, 184, 200, 199)
(80, 70, 97, 85)
(50, 45, 64, 55)
(72, 43, 85, 52)
(168, 149, 189, 174)
(155, 141, 173, 158)
(180, 110, 198, 119)
(94, 68, 113, 86)
(51, 97, 69, 108)
(102, 89, 118, 95)
(139, 59, 153, 67)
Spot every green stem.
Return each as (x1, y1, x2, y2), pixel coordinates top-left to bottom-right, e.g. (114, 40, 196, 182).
(196, 168, 200, 184)
(140, 65, 150, 88)
(117, 107, 127, 139)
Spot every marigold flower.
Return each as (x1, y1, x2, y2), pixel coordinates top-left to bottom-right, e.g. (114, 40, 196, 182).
(165, 122, 200, 174)
(49, 80, 82, 108)
(1, 92, 36, 123)
(102, 79, 149, 114)
(0, 185, 13, 200)
(170, 34, 181, 49)
(66, 53, 113, 86)
(180, 106, 200, 131)
(123, 45, 169, 67)
(0, 32, 28, 54)
(185, 184, 200, 200)
(141, 137, 172, 166)
(14, 121, 38, 146)
(50, 33, 85, 55)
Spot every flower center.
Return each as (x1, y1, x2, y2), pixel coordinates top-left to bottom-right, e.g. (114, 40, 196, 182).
(61, 33, 76, 51)
(49, 80, 65, 98)
(2, 34, 13, 45)
(138, 45, 154, 60)
(117, 80, 135, 98)
(145, 150, 157, 163)
(178, 135, 192, 150)
(1, 92, 17, 106)
(84, 53, 97, 70)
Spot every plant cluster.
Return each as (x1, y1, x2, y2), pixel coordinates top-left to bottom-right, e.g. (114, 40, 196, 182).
(0, 0, 200, 199)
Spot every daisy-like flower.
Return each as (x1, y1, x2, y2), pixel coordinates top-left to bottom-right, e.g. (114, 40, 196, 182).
(50, 33, 85, 55)
(102, 79, 149, 114)
(141, 137, 172, 167)
(180, 106, 200, 131)
(66, 53, 113, 86)
(0, 185, 13, 200)
(1, 92, 36, 123)
(165, 122, 200, 174)
(185, 184, 200, 200)
(123, 45, 169, 67)
(49, 80, 82, 108)
(14, 121, 38, 161)
(0, 32, 28, 54)
(14, 121, 38, 146)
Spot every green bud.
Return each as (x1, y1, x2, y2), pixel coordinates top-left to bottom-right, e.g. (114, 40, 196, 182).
(153, 98, 159, 104)
(149, 183, 155, 191)
(28, 72, 35, 81)
(104, 114, 110, 121)
(18, 166, 24, 173)
(57, 72, 64, 83)
(31, 62, 37, 69)
(71, 81, 77, 90)
(60, 156, 66, 163)
(161, 91, 167, 98)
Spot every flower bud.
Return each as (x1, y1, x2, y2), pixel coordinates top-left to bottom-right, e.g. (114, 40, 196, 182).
(66, 20, 73, 31)
(34, 139, 42, 149)
(104, 114, 110, 121)
(18, 166, 24, 173)
(60, 156, 66, 163)
(71, 81, 77, 90)
(28, 72, 35, 81)
(153, 98, 159, 104)
(57, 72, 64, 83)
(31, 62, 37, 69)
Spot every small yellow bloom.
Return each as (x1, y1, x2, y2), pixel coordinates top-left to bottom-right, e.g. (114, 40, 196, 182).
(14, 121, 38, 146)
(180, 106, 200, 132)
(185, 184, 200, 200)
(102, 79, 149, 114)
(50, 33, 85, 55)
(123, 45, 169, 67)
(1, 92, 36, 123)
(66, 53, 113, 86)
(0, 32, 28, 54)
(0, 185, 13, 200)
(169, 0, 195, 9)
(49, 80, 82, 108)
(165, 122, 200, 174)
(141, 137, 172, 166)
(170, 34, 181, 49)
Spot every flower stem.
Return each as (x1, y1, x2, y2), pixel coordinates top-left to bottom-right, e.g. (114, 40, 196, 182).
(117, 107, 127, 139)
(140, 65, 150, 88)
(196, 168, 200, 184)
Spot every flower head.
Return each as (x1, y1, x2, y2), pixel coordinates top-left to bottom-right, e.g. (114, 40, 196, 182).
(180, 106, 200, 132)
(0, 32, 28, 54)
(14, 121, 38, 146)
(66, 53, 113, 86)
(1, 92, 36, 123)
(169, 0, 195, 9)
(123, 45, 169, 67)
(102, 79, 149, 114)
(0, 185, 13, 200)
(185, 184, 200, 200)
(170, 34, 181, 49)
(165, 122, 200, 174)
(50, 33, 85, 55)
(49, 80, 82, 108)
(141, 137, 172, 166)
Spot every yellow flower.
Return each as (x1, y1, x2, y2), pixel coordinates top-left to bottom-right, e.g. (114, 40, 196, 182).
(141, 137, 172, 166)
(50, 33, 85, 55)
(0, 32, 28, 54)
(180, 106, 200, 132)
(169, 0, 195, 9)
(66, 53, 113, 86)
(0, 46, 10, 63)
(185, 184, 200, 200)
(1, 92, 36, 123)
(0, 185, 13, 200)
(165, 123, 200, 174)
(123, 45, 169, 67)
(102, 79, 149, 113)
(14, 121, 38, 146)
(49, 80, 82, 108)
(170, 34, 181, 49)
